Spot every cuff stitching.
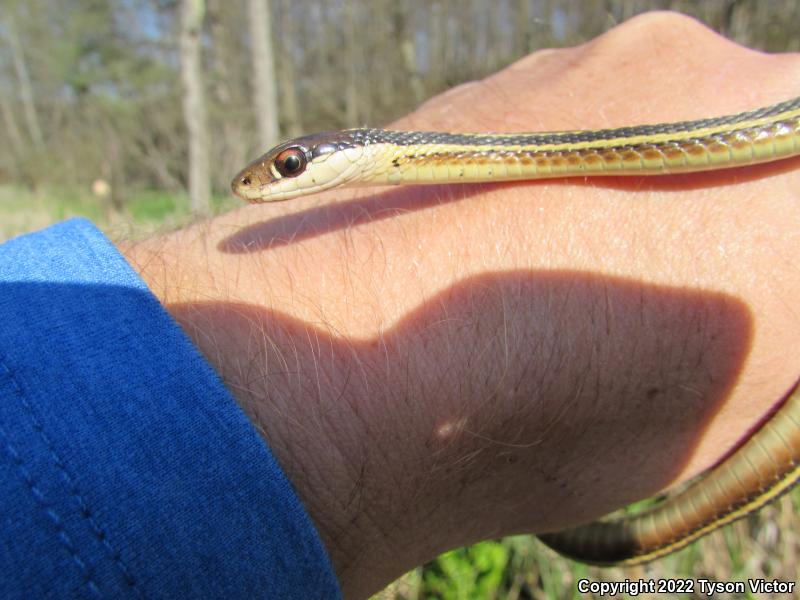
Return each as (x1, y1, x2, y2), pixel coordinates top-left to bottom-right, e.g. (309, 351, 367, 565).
(0, 422, 102, 598)
(0, 356, 144, 599)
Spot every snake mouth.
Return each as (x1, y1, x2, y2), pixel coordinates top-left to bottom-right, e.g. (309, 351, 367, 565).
(230, 164, 276, 201)
(230, 174, 310, 203)
(230, 181, 259, 202)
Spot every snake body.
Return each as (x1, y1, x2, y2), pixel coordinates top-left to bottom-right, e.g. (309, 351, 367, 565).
(232, 95, 800, 202)
(231, 95, 800, 565)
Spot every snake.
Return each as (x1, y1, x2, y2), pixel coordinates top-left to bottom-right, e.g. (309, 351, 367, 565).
(231, 95, 800, 565)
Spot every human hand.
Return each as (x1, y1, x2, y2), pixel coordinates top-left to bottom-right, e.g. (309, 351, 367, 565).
(123, 12, 800, 599)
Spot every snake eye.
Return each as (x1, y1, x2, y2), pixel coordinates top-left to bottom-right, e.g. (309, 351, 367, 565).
(274, 147, 307, 178)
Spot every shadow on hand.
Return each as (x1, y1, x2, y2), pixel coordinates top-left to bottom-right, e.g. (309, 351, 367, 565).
(168, 269, 753, 547)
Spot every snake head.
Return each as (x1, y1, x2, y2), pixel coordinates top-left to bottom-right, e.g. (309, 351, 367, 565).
(231, 131, 365, 202)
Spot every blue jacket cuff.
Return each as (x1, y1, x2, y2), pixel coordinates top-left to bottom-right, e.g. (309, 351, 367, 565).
(0, 218, 340, 599)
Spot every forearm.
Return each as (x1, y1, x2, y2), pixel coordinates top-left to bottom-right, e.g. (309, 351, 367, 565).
(122, 13, 800, 599)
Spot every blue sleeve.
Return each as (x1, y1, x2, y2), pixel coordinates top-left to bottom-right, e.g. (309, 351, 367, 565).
(0, 219, 341, 600)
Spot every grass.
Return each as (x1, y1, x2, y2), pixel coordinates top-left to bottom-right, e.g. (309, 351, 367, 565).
(4, 184, 799, 598)
(0, 184, 238, 243)
(375, 502, 800, 599)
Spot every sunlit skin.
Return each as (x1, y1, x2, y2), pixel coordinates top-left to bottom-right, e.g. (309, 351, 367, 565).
(228, 79, 800, 565)
(123, 13, 800, 599)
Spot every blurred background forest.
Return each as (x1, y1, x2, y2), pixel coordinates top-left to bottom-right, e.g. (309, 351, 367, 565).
(2, 0, 800, 233)
(3, 1, 800, 598)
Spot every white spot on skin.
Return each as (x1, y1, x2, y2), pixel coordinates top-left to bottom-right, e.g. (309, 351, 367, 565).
(436, 417, 467, 440)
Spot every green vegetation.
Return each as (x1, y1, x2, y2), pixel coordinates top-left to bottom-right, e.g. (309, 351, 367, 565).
(422, 542, 510, 599)
(377, 501, 799, 599)
(0, 185, 237, 243)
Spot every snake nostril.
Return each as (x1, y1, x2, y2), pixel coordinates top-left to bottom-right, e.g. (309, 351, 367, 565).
(241, 176, 252, 186)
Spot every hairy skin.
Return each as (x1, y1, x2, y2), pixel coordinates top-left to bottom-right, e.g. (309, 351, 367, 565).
(122, 13, 800, 599)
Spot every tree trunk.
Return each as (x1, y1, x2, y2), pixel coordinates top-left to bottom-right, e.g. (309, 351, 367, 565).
(513, 0, 531, 57)
(274, 1, 303, 138)
(344, 0, 360, 126)
(0, 92, 25, 159)
(393, 3, 425, 106)
(5, 14, 43, 148)
(247, 0, 279, 149)
(208, 0, 249, 187)
(180, 0, 211, 213)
